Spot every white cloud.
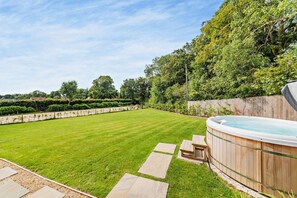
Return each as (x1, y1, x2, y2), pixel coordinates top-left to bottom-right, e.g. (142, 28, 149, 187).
(0, 0, 223, 94)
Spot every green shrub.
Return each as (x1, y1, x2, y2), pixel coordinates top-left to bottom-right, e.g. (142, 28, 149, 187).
(219, 103, 233, 115)
(0, 106, 35, 116)
(165, 103, 174, 112)
(72, 104, 91, 110)
(27, 107, 36, 112)
(46, 104, 71, 112)
(100, 102, 119, 108)
(147, 101, 190, 115)
(195, 104, 203, 116)
(188, 106, 196, 116)
(0, 99, 133, 111)
(118, 102, 130, 106)
(89, 103, 104, 108)
(204, 105, 217, 117)
(174, 102, 187, 114)
(108, 102, 120, 107)
(89, 102, 130, 109)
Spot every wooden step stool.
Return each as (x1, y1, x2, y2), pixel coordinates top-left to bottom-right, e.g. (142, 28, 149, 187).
(180, 135, 208, 161)
(180, 140, 195, 159)
(192, 135, 207, 161)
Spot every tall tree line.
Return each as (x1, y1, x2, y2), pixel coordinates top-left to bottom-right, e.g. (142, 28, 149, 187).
(1, 75, 119, 101)
(120, 0, 297, 106)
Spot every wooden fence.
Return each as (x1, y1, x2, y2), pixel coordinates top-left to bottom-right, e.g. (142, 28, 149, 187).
(0, 106, 139, 125)
(188, 95, 297, 121)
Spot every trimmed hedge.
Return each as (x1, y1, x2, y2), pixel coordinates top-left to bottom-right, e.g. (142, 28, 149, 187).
(72, 104, 91, 110)
(0, 99, 134, 111)
(0, 106, 35, 116)
(46, 102, 132, 112)
(0, 101, 134, 115)
(46, 104, 72, 112)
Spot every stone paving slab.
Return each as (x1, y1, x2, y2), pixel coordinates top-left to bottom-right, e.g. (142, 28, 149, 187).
(0, 178, 30, 198)
(28, 186, 65, 198)
(0, 167, 17, 180)
(138, 152, 172, 179)
(154, 143, 176, 154)
(0, 158, 95, 198)
(106, 173, 168, 198)
(106, 174, 138, 198)
(128, 176, 168, 198)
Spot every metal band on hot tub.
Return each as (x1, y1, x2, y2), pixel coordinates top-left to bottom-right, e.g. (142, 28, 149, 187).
(209, 151, 297, 196)
(207, 129, 297, 159)
(207, 128, 297, 196)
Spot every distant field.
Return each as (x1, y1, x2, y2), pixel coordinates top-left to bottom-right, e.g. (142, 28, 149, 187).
(0, 109, 242, 197)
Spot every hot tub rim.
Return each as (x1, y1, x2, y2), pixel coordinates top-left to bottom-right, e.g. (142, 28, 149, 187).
(207, 115, 297, 147)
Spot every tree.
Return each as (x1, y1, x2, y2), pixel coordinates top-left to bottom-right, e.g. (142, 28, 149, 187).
(49, 91, 61, 99)
(120, 77, 149, 103)
(148, 76, 167, 104)
(254, 44, 297, 95)
(89, 76, 118, 99)
(60, 81, 78, 102)
(146, 43, 195, 104)
(142, 0, 297, 106)
(74, 88, 89, 99)
(135, 77, 149, 103)
(189, 0, 296, 100)
(120, 79, 136, 100)
(30, 90, 47, 98)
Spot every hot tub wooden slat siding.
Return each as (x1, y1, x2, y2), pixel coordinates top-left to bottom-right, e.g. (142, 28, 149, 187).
(262, 143, 297, 196)
(207, 126, 297, 197)
(291, 149, 297, 193)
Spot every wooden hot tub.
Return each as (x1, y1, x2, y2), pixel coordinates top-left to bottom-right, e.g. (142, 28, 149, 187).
(206, 116, 297, 197)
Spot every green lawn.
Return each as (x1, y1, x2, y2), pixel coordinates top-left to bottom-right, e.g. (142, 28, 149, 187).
(0, 109, 243, 197)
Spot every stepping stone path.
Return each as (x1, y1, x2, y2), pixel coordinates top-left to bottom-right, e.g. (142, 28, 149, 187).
(108, 143, 176, 197)
(28, 186, 65, 198)
(0, 167, 17, 180)
(154, 143, 176, 154)
(0, 159, 95, 198)
(0, 179, 30, 198)
(138, 152, 172, 179)
(106, 173, 168, 198)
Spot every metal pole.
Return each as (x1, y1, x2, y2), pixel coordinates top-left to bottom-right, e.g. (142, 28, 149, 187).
(185, 64, 189, 107)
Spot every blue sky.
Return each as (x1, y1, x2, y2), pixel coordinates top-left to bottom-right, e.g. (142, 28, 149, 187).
(0, 0, 223, 94)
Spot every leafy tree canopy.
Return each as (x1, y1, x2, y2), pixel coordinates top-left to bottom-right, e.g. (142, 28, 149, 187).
(142, 0, 297, 106)
(120, 77, 149, 103)
(60, 81, 78, 101)
(89, 76, 118, 99)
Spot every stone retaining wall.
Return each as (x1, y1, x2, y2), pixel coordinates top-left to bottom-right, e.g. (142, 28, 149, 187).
(0, 106, 139, 125)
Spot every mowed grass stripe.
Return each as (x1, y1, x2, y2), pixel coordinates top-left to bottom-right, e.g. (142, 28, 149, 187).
(49, 116, 185, 157)
(0, 109, 243, 197)
(71, 114, 201, 195)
